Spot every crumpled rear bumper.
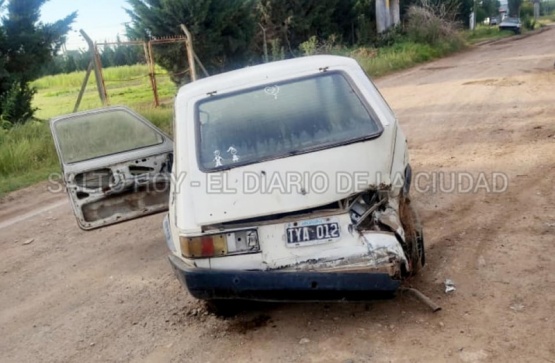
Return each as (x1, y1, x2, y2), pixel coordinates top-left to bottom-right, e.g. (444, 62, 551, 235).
(168, 254, 401, 301)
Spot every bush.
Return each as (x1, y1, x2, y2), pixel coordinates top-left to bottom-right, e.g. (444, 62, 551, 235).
(373, 25, 406, 48)
(299, 36, 319, 56)
(299, 35, 342, 56)
(0, 82, 37, 125)
(522, 16, 537, 30)
(406, 1, 464, 47)
(521, 2, 534, 18)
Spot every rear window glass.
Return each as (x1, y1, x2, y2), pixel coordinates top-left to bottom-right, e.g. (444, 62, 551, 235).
(54, 109, 163, 164)
(197, 72, 382, 170)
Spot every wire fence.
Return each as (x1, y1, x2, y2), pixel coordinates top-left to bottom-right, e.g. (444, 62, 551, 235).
(93, 37, 191, 107)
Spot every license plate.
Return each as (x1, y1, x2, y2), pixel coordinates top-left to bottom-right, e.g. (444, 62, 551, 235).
(285, 217, 341, 247)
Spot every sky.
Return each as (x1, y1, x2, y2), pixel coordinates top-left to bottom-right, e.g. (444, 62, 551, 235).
(40, 0, 131, 50)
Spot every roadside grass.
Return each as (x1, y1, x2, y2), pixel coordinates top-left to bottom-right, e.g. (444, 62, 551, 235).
(353, 39, 464, 77)
(353, 24, 519, 77)
(33, 64, 176, 120)
(0, 25, 523, 197)
(538, 14, 555, 26)
(0, 121, 59, 196)
(463, 25, 515, 44)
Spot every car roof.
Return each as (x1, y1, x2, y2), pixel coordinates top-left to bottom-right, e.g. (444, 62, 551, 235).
(176, 55, 361, 99)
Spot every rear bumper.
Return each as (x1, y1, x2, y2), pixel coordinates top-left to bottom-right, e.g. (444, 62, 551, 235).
(168, 254, 401, 301)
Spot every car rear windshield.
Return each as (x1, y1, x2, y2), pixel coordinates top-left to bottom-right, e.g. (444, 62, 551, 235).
(54, 109, 163, 164)
(197, 72, 382, 171)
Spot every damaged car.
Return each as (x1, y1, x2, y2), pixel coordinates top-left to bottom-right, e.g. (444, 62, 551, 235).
(50, 55, 426, 310)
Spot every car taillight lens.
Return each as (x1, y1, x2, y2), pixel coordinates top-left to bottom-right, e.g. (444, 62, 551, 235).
(180, 229, 259, 259)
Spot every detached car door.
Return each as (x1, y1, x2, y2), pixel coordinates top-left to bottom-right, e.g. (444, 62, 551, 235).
(50, 106, 173, 230)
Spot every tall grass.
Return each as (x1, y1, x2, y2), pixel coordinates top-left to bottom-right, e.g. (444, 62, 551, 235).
(464, 25, 514, 43)
(136, 105, 174, 135)
(31, 64, 176, 120)
(351, 3, 466, 77)
(541, 13, 555, 22)
(353, 39, 463, 77)
(33, 64, 168, 90)
(0, 121, 58, 176)
(0, 121, 59, 195)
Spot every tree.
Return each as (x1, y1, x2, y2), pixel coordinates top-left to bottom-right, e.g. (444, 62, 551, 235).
(125, 0, 364, 82)
(125, 0, 256, 84)
(508, 0, 523, 16)
(352, 0, 377, 44)
(0, 0, 76, 124)
(256, 0, 356, 54)
(64, 54, 78, 73)
(481, 0, 501, 18)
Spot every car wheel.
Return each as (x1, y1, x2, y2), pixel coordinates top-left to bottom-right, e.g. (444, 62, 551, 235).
(400, 196, 426, 276)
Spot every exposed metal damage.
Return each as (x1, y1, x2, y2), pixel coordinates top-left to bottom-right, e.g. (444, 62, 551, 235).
(268, 186, 417, 280)
(67, 153, 172, 230)
(50, 106, 174, 231)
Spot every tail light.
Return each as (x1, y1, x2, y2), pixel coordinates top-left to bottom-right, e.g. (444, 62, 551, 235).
(180, 229, 259, 259)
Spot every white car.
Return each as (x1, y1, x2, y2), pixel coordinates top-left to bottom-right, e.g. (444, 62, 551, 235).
(51, 56, 425, 310)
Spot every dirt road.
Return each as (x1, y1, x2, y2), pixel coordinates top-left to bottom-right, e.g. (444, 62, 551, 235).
(1, 29, 554, 363)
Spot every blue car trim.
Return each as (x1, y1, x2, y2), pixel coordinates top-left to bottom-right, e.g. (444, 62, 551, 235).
(168, 254, 401, 301)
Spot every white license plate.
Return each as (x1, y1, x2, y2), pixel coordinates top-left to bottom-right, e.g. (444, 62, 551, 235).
(285, 217, 341, 247)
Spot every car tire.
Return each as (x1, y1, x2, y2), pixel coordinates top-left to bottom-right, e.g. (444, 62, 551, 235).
(400, 196, 426, 276)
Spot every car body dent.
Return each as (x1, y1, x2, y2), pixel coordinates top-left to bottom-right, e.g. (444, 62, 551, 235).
(170, 188, 410, 280)
(66, 155, 172, 229)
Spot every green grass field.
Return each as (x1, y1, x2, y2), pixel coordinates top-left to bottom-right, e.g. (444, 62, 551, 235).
(0, 26, 526, 197)
(32, 64, 176, 120)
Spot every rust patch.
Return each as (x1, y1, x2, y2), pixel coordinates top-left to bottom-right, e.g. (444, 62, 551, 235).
(82, 182, 169, 222)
